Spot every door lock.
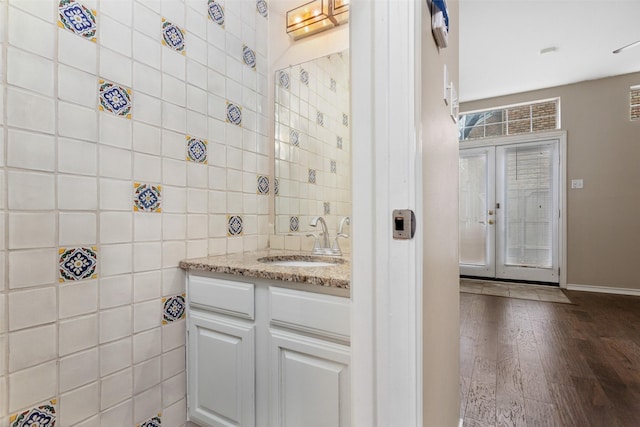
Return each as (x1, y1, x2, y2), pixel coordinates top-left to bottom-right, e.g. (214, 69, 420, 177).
(392, 209, 416, 240)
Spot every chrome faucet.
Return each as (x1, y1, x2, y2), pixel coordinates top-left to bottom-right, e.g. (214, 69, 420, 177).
(308, 216, 331, 254)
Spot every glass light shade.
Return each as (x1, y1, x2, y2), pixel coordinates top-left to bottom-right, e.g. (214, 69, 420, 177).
(286, 0, 333, 40)
(331, 0, 349, 25)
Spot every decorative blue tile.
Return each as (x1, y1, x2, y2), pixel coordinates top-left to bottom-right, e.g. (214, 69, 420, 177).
(300, 69, 309, 86)
(331, 160, 337, 174)
(274, 178, 280, 196)
(257, 175, 269, 195)
(330, 78, 336, 92)
(242, 45, 256, 69)
(162, 18, 185, 54)
(138, 415, 161, 427)
(337, 136, 343, 149)
(11, 400, 56, 427)
(278, 71, 290, 89)
(343, 113, 349, 127)
(289, 216, 299, 232)
(186, 136, 208, 164)
(290, 129, 300, 146)
(228, 215, 243, 236)
(163, 295, 185, 324)
(208, 0, 225, 26)
(99, 79, 132, 119)
(58, 0, 97, 42)
(317, 111, 324, 127)
(256, 0, 269, 18)
(134, 183, 162, 212)
(308, 168, 316, 184)
(59, 247, 97, 282)
(324, 202, 331, 215)
(226, 102, 242, 126)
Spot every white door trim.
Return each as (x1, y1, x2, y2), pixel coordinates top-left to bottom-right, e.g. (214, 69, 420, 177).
(351, 1, 423, 426)
(460, 130, 567, 288)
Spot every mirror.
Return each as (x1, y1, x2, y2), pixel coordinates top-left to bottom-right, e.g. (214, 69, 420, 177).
(274, 50, 351, 235)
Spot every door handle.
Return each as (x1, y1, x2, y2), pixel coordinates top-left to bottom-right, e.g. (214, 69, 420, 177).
(488, 219, 495, 225)
(488, 210, 494, 215)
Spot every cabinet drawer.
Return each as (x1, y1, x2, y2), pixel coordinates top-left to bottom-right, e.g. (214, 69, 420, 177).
(188, 274, 254, 320)
(269, 287, 350, 342)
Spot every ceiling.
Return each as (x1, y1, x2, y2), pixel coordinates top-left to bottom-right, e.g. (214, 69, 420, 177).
(459, 0, 640, 102)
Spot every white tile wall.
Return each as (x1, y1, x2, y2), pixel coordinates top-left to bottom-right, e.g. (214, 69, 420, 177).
(1, 0, 271, 425)
(59, 348, 99, 393)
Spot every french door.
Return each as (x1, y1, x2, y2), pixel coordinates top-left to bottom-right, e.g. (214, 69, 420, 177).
(459, 139, 560, 283)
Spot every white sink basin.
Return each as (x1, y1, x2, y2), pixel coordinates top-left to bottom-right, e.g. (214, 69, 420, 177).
(267, 260, 337, 267)
(258, 256, 344, 268)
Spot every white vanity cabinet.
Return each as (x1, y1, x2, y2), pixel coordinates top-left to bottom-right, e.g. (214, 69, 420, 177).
(187, 275, 256, 427)
(186, 271, 350, 427)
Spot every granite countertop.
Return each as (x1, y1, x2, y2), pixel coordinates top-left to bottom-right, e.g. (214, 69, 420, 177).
(179, 250, 350, 290)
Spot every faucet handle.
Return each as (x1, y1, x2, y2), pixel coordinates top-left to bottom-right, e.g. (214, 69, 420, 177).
(338, 216, 351, 236)
(305, 233, 321, 252)
(330, 233, 349, 256)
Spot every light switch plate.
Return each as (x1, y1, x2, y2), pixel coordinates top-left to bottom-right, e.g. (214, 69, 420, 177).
(571, 179, 584, 189)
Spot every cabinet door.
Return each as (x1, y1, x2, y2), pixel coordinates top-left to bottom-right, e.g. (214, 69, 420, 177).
(270, 329, 350, 427)
(188, 310, 255, 427)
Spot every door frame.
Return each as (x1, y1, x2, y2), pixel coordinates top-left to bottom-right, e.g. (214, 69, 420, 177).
(351, 0, 422, 426)
(460, 130, 568, 288)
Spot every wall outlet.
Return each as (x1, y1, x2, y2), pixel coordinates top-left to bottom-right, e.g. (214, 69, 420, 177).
(571, 179, 584, 189)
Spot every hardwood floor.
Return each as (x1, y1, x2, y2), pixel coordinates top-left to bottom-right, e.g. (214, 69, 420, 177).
(460, 290, 640, 427)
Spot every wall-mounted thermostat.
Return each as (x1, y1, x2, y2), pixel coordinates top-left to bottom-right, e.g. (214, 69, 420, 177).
(393, 209, 416, 240)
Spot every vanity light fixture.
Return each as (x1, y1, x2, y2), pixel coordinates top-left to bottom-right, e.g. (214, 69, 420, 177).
(286, 0, 349, 41)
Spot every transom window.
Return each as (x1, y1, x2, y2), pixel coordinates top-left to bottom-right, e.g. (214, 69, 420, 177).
(631, 86, 640, 121)
(459, 98, 560, 142)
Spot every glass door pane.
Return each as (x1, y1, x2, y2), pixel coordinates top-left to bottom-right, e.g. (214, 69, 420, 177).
(459, 147, 495, 277)
(496, 142, 559, 282)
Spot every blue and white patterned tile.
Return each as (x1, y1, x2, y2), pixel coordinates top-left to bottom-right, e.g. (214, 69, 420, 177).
(137, 414, 162, 427)
(308, 168, 316, 184)
(256, 0, 268, 18)
(289, 216, 299, 232)
(324, 202, 331, 215)
(330, 160, 337, 174)
(208, 0, 225, 27)
(337, 136, 343, 149)
(257, 175, 269, 195)
(274, 178, 280, 196)
(10, 400, 56, 427)
(300, 69, 309, 86)
(59, 247, 98, 282)
(290, 129, 300, 146)
(186, 136, 208, 164)
(316, 111, 324, 127)
(242, 45, 257, 70)
(133, 183, 162, 212)
(163, 295, 185, 324)
(98, 79, 132, 119)
(227, 215, 243, 236)
(58, 0, 97, 42)
(226, 102, 242, 126)
(278, 71, 290, 89)
(161, 18, 186, 55)
(342, 113, 349, 127)
(330, 78, 337, 92)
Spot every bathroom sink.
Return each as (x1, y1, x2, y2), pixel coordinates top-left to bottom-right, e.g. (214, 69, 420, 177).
(258, 255, 344, 268)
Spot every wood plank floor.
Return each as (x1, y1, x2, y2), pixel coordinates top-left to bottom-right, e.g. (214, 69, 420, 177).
(460, 290, 640, 427)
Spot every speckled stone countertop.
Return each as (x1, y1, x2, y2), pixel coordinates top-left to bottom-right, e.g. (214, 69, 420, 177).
(179, 250, 350, 290)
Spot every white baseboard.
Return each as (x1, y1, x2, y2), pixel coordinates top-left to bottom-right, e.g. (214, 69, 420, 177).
(566, 283, 640, 297)
(459, 418, 464, 427)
